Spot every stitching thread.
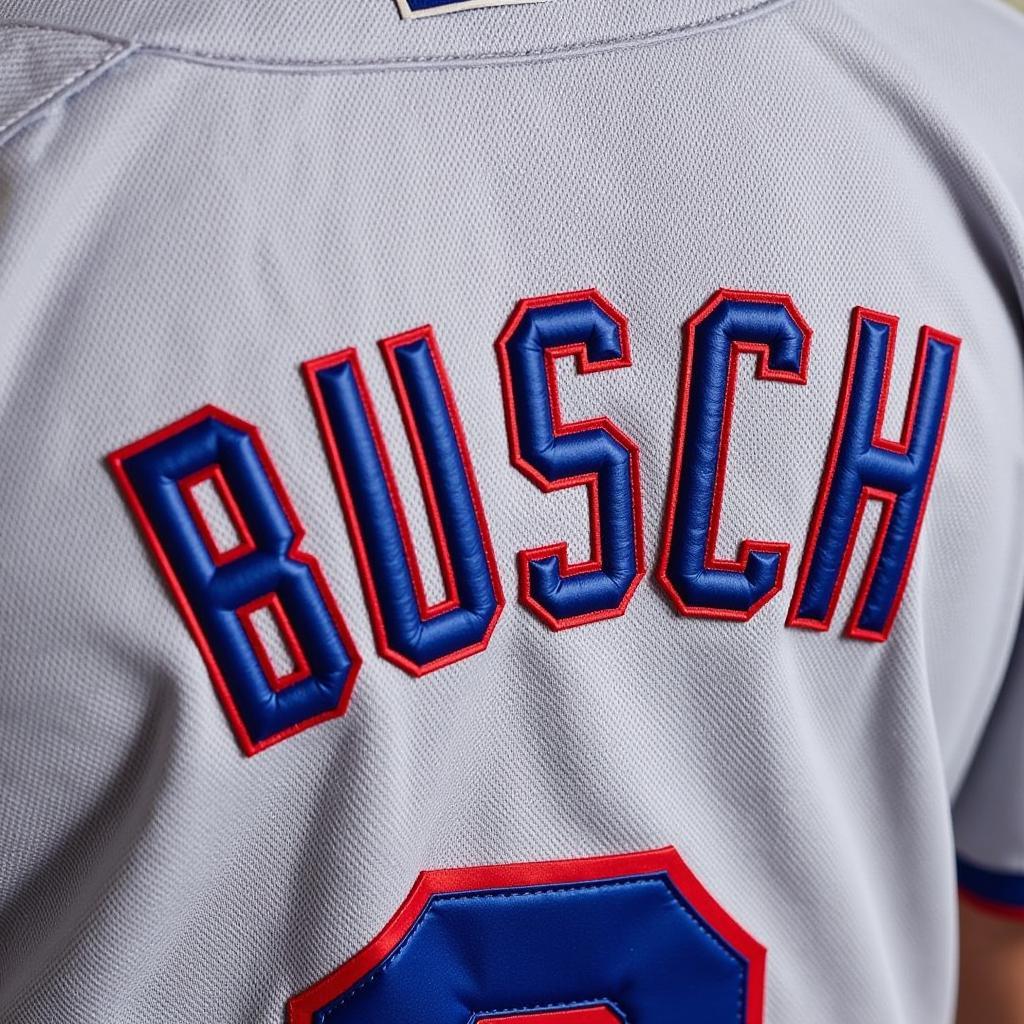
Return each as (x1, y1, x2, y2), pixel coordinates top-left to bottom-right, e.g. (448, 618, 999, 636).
(0, 20, 125, 48)
(1, 0, 796, 73)
(0, 41, 127, 135)
(0, 42, 135, 146)
(474, 998, 629, 1021)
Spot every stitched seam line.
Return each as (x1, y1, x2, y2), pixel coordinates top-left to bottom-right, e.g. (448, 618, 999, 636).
(1, 0, 796, 72)
(0, 42, 126, 134)
(0, 43, 135, 144)
(320, 875, 746, 1022)
(0, 20, 126, 50)
(474, 997, 629, 1022)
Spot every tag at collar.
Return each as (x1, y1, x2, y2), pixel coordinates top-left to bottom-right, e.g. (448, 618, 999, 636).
(397, 0, 549, 19)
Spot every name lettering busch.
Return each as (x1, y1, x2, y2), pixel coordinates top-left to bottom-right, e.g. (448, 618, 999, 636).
(109, 287, 960, 754)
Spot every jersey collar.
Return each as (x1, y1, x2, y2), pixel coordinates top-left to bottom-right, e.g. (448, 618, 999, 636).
(0, 0, 791, 67)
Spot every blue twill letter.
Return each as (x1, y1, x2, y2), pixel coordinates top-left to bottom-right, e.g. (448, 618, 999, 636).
(305, 328, 503, 676)
(787, 308, 960, 641)
(495, 290, 644, 630)
(658, 290, 811, 620)
(288, 848, 765, 1024)
(109, 407, 361, 755)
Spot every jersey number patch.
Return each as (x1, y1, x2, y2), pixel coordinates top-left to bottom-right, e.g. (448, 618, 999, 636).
(287, 847, 765, 1024)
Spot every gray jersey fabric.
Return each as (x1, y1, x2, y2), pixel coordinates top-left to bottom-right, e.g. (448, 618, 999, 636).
(1, 1, 1024, 1021)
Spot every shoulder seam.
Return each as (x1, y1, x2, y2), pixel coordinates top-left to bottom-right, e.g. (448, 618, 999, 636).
(0, 41, 137, 149)
(0, 19, 128, 50)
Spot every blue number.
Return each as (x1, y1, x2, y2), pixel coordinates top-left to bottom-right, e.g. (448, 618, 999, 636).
(289, 848, 764, 1024)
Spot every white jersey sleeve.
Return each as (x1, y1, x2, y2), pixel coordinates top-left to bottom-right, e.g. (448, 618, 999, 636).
(939, 0, 1024, 912)
(955, 643, 1024, 914)
(836, 0, 1024, 918)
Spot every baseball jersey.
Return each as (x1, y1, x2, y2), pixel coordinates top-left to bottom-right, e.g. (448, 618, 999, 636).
(1, 0, 1024, 1020)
